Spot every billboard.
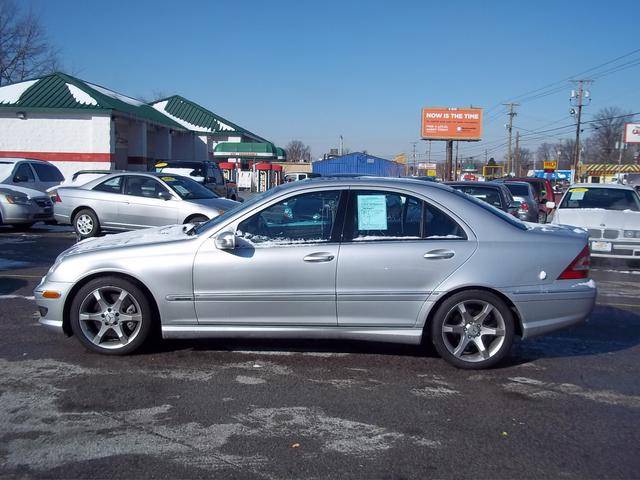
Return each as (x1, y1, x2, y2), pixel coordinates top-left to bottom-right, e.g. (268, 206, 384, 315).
(421, 107, 483, 141)
(624, 123, 640, 144)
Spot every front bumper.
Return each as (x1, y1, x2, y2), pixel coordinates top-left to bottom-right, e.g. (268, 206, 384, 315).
(34, 278, 74, 335)
(509, 280, 597, 339)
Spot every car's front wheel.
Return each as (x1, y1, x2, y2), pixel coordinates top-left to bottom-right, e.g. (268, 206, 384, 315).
(430, 290, 515, 369)
(73, 209, 100, 238)
(70, 276, 153, 355)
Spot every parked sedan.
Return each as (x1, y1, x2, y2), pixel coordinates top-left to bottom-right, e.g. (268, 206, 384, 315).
(493, 181, 538, 222)
(497, 177, 556, 223)
(0, 157, 65, 193)
(445, 182, 519, 217)
(0, 185, 54, 229)
(53, 172, 238, 238)
(552, 183, 640, 260)
(36, 178, 595, 369)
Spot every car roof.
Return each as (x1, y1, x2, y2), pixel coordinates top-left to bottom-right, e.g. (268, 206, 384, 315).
(299, 176, 455, 192)
(76, 171, 192, 189)
(0, 157, 50, 164)
(569, 183, 635, 190)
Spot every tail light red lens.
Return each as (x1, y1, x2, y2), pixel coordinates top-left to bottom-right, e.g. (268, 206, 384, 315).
(558, 245, 590, 280)
(52, 191, 61, 203)
(518, 202, 529, 212)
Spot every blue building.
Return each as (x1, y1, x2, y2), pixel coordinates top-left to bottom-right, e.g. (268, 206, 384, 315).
(312, 152, 404, 177)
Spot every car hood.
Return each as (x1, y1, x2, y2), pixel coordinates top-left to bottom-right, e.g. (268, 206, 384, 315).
(187, 197, 238, 210)
(0, 184, 47, 198)
(58, 224, 195, 259)
(554, 208, 640, 230)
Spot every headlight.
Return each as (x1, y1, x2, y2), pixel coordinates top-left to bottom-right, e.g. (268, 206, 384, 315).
(5, 194, 31, 205)
(623, 230, 640, 238)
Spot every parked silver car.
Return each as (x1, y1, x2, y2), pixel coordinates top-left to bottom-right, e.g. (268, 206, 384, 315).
(36, 178, 596, 369)
(494, 181, 538, 223)
(0, 185, 54, 229)
(52, 172, 238, 238)
(0, 157, 65, 193)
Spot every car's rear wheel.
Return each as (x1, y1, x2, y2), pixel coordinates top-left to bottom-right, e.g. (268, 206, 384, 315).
(70, 276, 153, 355)
(73, 209, 100, 238)
(430, 290, 515, 369)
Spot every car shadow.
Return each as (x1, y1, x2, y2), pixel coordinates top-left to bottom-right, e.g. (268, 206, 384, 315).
(145, 306, 640, 365)
(510, 305, 640, 362)
(0, 277, 29, 295)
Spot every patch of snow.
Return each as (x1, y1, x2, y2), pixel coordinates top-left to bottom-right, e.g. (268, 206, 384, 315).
(353, 235, 421, 241)
(152, 100, 234, 132)
(0, 79, 37, 104)
(65, 83, 98, 106)
(85, 82, 144, 106)
(572, 279, 596, 289)
(425, 235, 463, 239)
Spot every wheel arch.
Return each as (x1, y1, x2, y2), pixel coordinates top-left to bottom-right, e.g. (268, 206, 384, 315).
(62, 271, 161, 337)
(183, 213, 209, 224)
(70, 205, 97, 223)
(422, 286, 524, 341)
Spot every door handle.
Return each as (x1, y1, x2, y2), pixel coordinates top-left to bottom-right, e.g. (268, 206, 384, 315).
(423, 249, 455, 260)
(303, 252, 335, 263)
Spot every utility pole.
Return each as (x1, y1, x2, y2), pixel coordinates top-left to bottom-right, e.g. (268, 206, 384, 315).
(503, 103, 519, 175)
(514, 130, 520, 176)
(339, 135, 344, 156)
(411, 142, 417, 175)
(570, 80, 592, 180)
(445, 141, 454, 181)
(454, 141, 459, 180)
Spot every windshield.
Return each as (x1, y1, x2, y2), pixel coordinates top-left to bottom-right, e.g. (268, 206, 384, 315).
(560, 187, 640, 211)
(450, 188, 527, 230)
(0, 161, 15, 181)
(159, 175, 218, 200)
(192, 184, 289, 234)
(504, 183, 530, 197)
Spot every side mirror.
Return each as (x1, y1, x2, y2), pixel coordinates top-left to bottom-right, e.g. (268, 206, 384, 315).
(214, 231, 236, 250)
(545, 201, 556, 209)
(158, 191, 173, 201)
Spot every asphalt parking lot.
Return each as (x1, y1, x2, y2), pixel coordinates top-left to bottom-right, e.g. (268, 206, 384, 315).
(1, 225, 639, 479)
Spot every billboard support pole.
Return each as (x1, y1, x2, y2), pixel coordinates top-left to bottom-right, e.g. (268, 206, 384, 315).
(446, 140, 454, 181)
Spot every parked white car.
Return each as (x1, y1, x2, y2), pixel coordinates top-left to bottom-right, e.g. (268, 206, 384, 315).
(552, 183, 640, 260)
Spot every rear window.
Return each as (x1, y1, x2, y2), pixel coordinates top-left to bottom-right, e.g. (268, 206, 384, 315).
(560, 187, 640, 211)
(31, 163, 64, 182)
(505, 183, 530, 197)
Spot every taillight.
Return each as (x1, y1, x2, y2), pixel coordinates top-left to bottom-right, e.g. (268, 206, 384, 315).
(518, 202, 529, 213)
(558, 245, 590, 280)
(52, 191, 61, 203)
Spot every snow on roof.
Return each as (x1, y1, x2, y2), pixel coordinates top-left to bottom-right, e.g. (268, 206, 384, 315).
(66, 83, 98, 106)
(0, 79, 38, 104)
(86, 81, 145, 107)
(152, 100, 215, 133)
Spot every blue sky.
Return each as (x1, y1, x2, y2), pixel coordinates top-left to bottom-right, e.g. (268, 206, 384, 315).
(32, 0, 639, 161)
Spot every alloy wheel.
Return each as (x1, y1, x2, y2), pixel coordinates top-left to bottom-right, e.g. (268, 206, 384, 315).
(78, 286, 143, 349)
(441, 300, 506, 363)
(76, 214, 94, 235)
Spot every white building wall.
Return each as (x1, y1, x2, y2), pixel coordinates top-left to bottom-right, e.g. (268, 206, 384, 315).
(0, 111, 112, 180)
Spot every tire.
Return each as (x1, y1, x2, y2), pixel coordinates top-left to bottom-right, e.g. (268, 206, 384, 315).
(185, 215, 208, 225)
(538, 211, 547, 224)
(430, 290, 515, 369)
(69, 276, 153, 355)
(11, 222, 35, 231)
(73, 208, 100, 238)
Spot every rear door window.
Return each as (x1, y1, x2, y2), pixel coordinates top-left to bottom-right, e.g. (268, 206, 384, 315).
(13, 163, 35, 183)
(93, 176, 123, 194)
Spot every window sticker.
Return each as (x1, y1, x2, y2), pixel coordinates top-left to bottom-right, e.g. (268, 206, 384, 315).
(357, 195, 388, 230)
(161, 176, 176, 182)
(569, 188, 587, 201)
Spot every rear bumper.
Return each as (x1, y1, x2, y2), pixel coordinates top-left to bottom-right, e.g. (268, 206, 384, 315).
(509, 281, 597, 339)
(2, 202, 53, 223)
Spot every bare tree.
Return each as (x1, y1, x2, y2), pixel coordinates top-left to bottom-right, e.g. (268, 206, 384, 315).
(285, 140, 311, 163)
(585, 107, 634, 164)
(0, 0, 59, 86)
(516, 147, 532, 174)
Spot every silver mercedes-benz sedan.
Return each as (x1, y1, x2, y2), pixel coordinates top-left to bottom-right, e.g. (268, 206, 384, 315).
(36, 178, 596, 369)
(52, 172, 238, 238)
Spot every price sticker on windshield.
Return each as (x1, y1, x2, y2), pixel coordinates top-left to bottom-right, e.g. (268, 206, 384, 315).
(569, 188, 587, 201)
(161, 176, 176, 182)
